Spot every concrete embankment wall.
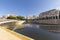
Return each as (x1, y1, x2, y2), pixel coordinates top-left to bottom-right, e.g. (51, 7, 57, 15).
(0, 20, 26, 30)
(16, 20, 25, 25)
(28, 19, 60, 24)
(0, 20, 25, 27)
(37, 19, 60, 24)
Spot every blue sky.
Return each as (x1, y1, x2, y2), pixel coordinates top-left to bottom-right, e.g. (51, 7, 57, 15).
(0, 0, 60, 17)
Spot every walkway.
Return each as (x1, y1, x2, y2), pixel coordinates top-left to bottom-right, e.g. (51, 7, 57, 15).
(0, 20, 17, 24)
(0, 27, 34, 40)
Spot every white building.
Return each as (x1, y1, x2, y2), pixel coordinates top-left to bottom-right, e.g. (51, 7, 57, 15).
(2, 14, 17, 18)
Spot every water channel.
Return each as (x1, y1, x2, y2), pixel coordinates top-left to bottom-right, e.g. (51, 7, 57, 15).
(13, 23, 60, 40)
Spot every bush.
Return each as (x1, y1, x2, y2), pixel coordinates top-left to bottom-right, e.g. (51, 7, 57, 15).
(17, 16, 25, 20)
(7, 16, 17, 19)
(7, 15, 25, 20)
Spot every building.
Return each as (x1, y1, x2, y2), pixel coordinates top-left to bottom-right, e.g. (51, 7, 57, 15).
(37, 9, 60, 24)
(2, 14, 17, 18)
(39, 9, 59, 19)
(32, 9, 60, 24)
(27, 15, 38, 19)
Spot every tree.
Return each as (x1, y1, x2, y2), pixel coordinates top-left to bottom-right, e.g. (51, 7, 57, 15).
(7, 16, 17, 19)
(7, 15, 25, 20)
(17, 16, 25, 20)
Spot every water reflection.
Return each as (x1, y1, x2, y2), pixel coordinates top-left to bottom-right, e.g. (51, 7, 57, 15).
(40, 25, 60, 33)
(14, 23, 60, 40)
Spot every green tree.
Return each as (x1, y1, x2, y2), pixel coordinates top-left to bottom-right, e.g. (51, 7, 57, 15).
(7, 15, 25, 20)
(17, 16, 25, 20)
(7, 16, 17, 19)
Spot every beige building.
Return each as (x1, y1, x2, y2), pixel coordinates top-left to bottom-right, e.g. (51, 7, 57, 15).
(2, 14, 17, 18)
(36, 9, 60, 24)
(39, 9, 60, 19)
(27, 15, 39, 19)
(31, 9, 60, 24)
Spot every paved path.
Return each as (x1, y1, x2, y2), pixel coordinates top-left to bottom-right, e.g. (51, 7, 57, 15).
(0, 27, 21, 40)
(0, 27, 33, 40)
(0, 20, 17, 24)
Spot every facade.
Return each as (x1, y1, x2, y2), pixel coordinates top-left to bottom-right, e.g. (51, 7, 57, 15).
(2, 14, 17, 18)
(27, 16, 36, 22)
(27, 15, 38, 19)
(39, 9, 59, 19)
(38, 9, 60, 24)
(27, 16, 34, 19)
(33, 9, 60, 24)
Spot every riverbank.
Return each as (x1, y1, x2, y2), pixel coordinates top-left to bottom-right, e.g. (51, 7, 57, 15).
(26, 22, 60, 25)
(0, 26, 34, 40)
(14, 23, 60, 40)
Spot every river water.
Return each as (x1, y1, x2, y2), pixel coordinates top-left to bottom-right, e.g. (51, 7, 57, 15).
(14, 23, 60, 40)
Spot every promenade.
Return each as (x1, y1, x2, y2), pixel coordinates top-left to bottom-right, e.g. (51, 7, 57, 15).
(0, 27, 34, 40)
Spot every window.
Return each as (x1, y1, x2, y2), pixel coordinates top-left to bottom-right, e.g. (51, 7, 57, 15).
(56, 16, 57, 19)
(59, 15, 60, 19)
(46, 17, 48, 19)
(49, 17, 52, 19)
(53, 16, 55, 19)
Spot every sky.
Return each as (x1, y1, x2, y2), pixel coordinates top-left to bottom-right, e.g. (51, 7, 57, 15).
(0, 0, 60, 17)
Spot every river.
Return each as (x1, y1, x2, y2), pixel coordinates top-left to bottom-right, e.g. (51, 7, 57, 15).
(14, 23, 60, 40)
